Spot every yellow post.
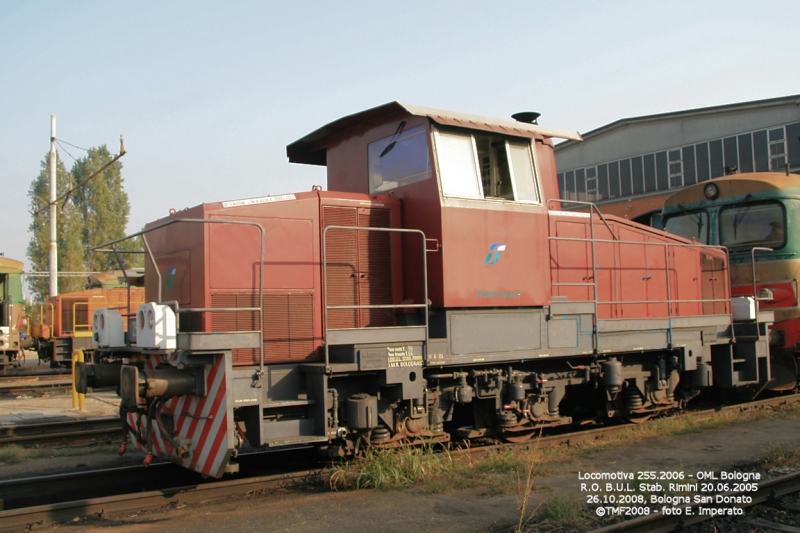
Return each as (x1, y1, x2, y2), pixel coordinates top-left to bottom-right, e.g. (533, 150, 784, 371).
(71, 350, 85, 410)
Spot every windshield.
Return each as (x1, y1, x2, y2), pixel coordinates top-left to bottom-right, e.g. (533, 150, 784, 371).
(719, 202, 785, 250)
(368, 124, 431, 193)
(664, 211, 708, 244)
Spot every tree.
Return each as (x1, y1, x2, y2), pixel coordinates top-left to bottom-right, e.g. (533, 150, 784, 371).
(70, 145, 140, 272)
(26, 153, 86, 298)
(26, 145, 141, 301)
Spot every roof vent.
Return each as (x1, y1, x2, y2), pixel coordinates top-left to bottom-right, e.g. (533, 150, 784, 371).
(511, 112, 541, 125)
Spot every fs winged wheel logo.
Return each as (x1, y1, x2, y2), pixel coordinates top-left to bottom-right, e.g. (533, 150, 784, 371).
(484, 243, 506, 265)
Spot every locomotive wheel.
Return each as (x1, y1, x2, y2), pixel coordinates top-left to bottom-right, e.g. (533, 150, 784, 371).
(624, 412, 652, 424)
(501, 421, 540, 443)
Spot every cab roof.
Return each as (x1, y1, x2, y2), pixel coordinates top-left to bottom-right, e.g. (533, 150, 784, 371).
(664, 172, 800, 207)
(287, 101, 583, 166)
(0, 257, 24, 274)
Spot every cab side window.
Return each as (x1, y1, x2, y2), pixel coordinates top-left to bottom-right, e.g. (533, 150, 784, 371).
(434, 127, 540, 203)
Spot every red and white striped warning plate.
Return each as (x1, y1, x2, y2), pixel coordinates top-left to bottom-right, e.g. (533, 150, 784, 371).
(123, 353, 233, 478)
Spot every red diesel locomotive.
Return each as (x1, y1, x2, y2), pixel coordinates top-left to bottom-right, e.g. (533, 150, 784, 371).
(82, 103, 772, 478)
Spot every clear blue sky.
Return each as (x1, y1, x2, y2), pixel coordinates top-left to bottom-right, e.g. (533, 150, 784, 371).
(2, 0, 798, 294)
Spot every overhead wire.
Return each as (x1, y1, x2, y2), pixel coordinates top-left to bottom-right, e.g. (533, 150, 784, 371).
(55, 140, 79, 162)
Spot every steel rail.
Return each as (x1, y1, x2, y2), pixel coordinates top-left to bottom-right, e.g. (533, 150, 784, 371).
(0, 374, 72, 385)
(0, 416, 120, 448)
(587, 471, 800, 533)
(0, 468, 317, 533)
(0, 393, 797, 530)
(0, 379, 73, 396)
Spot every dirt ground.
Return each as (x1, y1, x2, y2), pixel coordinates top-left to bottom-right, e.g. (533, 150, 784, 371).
(5, 409, 800, 533)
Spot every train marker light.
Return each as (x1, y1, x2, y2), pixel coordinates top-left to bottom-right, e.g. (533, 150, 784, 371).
(758, 288, 775, 302)
(703, 182, 719, 199)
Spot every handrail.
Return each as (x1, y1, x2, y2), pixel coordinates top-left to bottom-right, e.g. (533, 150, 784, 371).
(548, 199, 619, 241)
(547, 199, 610, 348)
(750, 247, 774, 313)
(321, 225, 428, 370)
(93, 218, 266, 377)
(72, 301, 91, 333)
(547, 206, 733, 328)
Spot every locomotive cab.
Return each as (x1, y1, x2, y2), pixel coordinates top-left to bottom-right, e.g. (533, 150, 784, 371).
(288, 102, 580, 311)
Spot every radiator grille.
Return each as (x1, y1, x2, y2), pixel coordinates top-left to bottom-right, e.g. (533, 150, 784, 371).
(60, 298, 88, 335)
(322, 206, 393, 329)
(323, 207, 358, 329)
(210, 292, 315, 365)
(358, 209, 393, 326)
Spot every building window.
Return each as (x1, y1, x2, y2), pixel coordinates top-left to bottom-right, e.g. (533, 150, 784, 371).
(710, 139, 724, 178)
(631, 156, 644, 194)
(769, 128, 786, 171)
(644, 154, 656, 192)
(753, 130, 769, 171)
(656, 151, 669, 190)
(609, 161, 620, 198)
(598, 164, 609, 200)
(565, 170, 575, 200)
(682, 146, 696, 185)
(787, 122, 800, 171)
(585, 168, 597, 201)
(723, 136, 738, 174)
(575, 168, 592, 202)
(738, 133, 754, 173)
(695, 142, 710, 182)
(620, 159, 632, 196)
(668, 150, 683, 187)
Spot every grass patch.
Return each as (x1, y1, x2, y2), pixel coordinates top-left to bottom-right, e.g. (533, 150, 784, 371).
(325, 444, 453, 491)
(0, 445, 25, 465)
(320, 400, 800, 531)
(763, 443, 800, 470)
(538, 495, 592, 529)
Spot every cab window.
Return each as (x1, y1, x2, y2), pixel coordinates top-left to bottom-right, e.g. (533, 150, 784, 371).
(368, 125, 431, 193)
(663, 210, 708, 244)
(434, 127, 540, 203)
(719, 202, 785, 250)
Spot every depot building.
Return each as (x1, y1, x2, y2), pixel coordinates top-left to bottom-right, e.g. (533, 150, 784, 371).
(554, 94, 800, 222)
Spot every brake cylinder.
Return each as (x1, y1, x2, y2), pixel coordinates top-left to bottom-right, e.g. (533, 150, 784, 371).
(601, 358, 623, 393)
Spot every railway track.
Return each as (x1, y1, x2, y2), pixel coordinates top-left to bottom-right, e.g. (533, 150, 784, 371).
(0, 450, 318, 532)
(0, 375, 73, 396)
(0, 393, 797, 531)
(0, 416, 120, 448)
(588, 471, 800, 533)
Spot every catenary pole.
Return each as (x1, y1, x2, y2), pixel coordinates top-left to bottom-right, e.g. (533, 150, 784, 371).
(49, 115, 57, 297)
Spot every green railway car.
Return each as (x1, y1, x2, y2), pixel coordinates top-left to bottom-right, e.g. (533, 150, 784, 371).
(0, 257, 26, 368)
(660, 172, 800, 390)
